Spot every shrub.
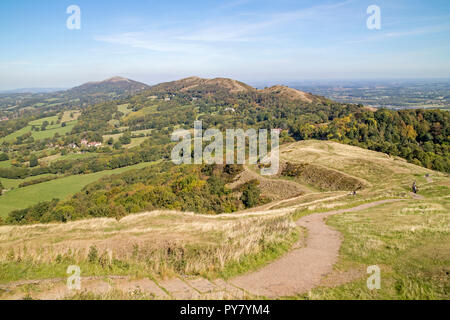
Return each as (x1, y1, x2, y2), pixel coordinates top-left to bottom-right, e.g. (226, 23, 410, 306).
(241, 180, 261, 208)
(88, 246, 99, 263)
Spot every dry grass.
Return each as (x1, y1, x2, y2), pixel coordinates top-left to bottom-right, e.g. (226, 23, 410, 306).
(281, 161, 368, 191)
(61, 110, 81, 122)
(0, 210, 298, 282)
(1, 140, 448, 300)
(227, 166, 309, 201)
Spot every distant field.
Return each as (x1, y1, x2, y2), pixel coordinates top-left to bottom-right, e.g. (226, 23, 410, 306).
(117, 104, 132, 115)
(61, 110, 81, 122)
(103, 129, 151, 148)
(0, 116, 78, 143)
(0, 160, 12, 168)
(39, 152, 98, 164)
(126, 137, 147, 148)
(0, 161, 157, 217)
(29, 116, 59, 126)
(0, 174, 57, 190)
(123, 104, 158, 121)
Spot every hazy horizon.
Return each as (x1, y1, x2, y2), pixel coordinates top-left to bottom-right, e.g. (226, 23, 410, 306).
(2, 76, 450, 93)
(1, 0, 449, 90)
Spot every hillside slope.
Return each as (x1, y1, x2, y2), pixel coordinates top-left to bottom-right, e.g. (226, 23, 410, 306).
(0, 140, 448, 300)
(149, 76, 320, 103)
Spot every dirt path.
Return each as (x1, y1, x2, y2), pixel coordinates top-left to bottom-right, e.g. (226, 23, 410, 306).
(0, 199, 403, 300)
(230, 199, 402, 298)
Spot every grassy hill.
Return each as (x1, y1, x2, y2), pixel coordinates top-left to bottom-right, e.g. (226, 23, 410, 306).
(0, 141, 447, 299)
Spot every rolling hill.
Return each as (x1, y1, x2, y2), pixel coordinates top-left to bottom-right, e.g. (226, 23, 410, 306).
(0, 140, 447, 300)
(149, 76, 321, 103)
(0, 77, 150, 114)
(67, 76, 149, 96)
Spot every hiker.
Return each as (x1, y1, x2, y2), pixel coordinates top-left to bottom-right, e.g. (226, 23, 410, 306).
(412, 181, 418, 194)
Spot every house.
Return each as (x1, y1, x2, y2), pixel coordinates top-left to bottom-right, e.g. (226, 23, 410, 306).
(88, 142, 102, 148)
(80, 139, 102, 148)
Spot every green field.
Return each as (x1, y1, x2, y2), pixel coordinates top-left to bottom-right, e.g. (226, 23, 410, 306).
(29, 116, 59, 126)
(126, 137, 148, 148)
(0, 160, 12, 168)
(117, 104, 132, 115)
(0, 116, 78, 143)
(39, 152, 98, 164)
(0, 161, 157, 217)
(103, 129, 151, 148)
(0, 174, 57, 190)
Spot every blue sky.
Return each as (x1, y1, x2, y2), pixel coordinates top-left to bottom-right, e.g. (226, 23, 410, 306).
(0, 0, 449, 89)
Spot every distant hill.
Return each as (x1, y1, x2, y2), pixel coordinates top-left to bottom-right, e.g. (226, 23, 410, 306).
(150, 76, 255, 95)
(0, 77, 150, 114)
(150, 76, 324, 103)
(68, 76, 149, 96)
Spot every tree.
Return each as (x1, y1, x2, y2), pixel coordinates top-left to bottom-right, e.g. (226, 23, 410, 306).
(119, 132, 132, 145)
(0, 153, 9, 161)
(29, 155, 39, 168)
(240, 180, 260, 208)
(113, 141, 122, 150)
(207, 175, 226, 196)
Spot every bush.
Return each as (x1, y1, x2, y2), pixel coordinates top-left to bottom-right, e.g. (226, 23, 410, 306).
(29, 155, 38, 168)
(88, 246, 99, 263)
(241, 180, 261, 208)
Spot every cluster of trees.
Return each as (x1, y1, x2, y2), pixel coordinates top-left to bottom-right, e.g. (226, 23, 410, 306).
(18, 175, 58, 188)
(4, 163, 260, 225)
(2, 83, 449, 226)
(292, 109, 449, 172)
(0, 144, 168, 179)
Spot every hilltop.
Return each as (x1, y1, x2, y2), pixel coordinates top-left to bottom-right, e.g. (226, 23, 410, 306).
(68, 76, 149, 96)
(150, 76, 255, 94)
(260, 85, 321, 103)
(149, 76, 321, 103)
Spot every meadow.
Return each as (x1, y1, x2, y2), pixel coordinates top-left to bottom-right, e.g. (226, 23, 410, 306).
(0, 161, 157, 217)
(0, 115, 78, 143)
